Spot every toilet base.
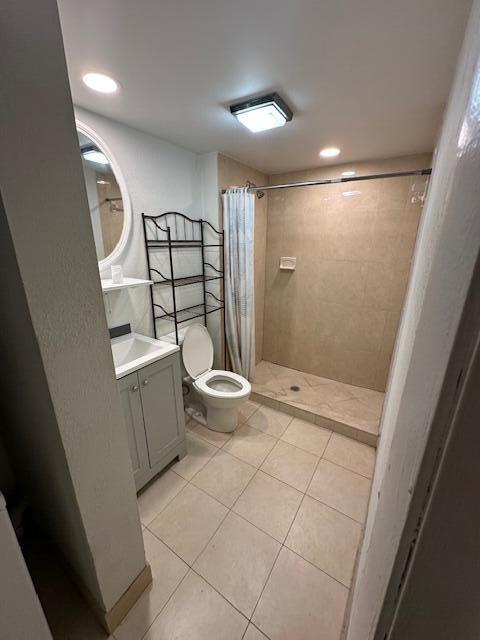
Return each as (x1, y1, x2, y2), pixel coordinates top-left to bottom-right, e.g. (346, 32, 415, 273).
(183, 376, 242, 433)
(205, 405, 238, 433)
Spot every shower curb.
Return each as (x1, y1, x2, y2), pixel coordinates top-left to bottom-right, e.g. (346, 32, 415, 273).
(250, 391, 378, 448)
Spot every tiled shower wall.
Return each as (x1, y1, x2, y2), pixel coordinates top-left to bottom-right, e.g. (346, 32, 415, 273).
(218, 154, 268, 363)
(263, 154, 432, 391)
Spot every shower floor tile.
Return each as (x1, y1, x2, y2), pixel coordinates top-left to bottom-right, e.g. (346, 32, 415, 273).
(252, 361, 385, 447)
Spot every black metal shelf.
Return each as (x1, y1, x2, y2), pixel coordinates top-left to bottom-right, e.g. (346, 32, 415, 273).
(153, 274, 222, 288)
(154, 303, 224, 324)
(142, 211, 226, 366)
(146, 240, 223, 248)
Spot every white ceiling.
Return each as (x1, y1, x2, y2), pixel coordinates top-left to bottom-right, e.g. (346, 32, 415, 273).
(58, 0, 471, 174)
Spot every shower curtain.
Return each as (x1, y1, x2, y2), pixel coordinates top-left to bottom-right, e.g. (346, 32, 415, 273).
(222, 187, 255, 380)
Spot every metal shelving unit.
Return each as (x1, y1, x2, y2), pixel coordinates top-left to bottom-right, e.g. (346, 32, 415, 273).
(142, 211, 225, 356)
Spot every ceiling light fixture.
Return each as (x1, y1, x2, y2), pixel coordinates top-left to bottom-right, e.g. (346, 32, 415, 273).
(82, 72, 118, 94)
(230, 92, 293, 133)
(320, 147, 341, 158)
(81, 145, 109, 165)
(341, 170, 356, 177)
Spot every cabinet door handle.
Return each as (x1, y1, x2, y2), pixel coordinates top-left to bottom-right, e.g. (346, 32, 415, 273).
(142, 379, 149, 386)
(131, 385, 139, 392)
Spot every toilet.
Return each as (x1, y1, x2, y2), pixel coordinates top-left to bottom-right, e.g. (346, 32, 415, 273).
(182, 324, 251, 433)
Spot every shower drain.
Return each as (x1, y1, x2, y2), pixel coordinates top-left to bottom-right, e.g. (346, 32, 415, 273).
(290, 385, 301, 392)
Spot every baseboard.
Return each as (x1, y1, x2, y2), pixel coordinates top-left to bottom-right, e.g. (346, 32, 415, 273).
(102, 563, 153, 633)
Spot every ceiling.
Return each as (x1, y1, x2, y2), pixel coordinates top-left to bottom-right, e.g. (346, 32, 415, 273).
(58, 0, 471, 175)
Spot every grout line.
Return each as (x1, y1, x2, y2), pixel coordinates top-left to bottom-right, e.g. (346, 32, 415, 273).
(137, 401, 369, 639)
(139, 473, 188, 528)
(305, 430, 333, 492)
(321, 454, 374, 480)
(249, 541, 283, 627)
(284, 544, 352, 591)
(137, 564, 192, 640)
(302, 492, 367, 527)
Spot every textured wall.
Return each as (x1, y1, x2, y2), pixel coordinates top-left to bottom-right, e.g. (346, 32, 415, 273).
(1, 1, 145, 613)
(348, 2, 480, 634)
(218, 154, 268, 364)
(263, 154, 432, 391)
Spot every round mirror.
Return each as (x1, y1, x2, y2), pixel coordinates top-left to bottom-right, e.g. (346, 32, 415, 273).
(76, 121, 131, 270)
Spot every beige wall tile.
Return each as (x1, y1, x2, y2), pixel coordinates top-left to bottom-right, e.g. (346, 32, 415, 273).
(263, 154, 431, 391)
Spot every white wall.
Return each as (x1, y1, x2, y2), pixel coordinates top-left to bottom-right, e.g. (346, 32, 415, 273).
(346, 2, 480, 637)
(75, 109, 225, 365)
(1, 0, 145, 616)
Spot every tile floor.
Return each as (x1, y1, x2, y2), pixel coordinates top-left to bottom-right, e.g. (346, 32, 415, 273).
(117, 401, 376, 640)
(252, 360, 385, 446)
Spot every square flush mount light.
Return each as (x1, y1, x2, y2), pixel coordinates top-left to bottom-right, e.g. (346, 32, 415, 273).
(81, 145, 109, 165)
(230, 92, 293, 133)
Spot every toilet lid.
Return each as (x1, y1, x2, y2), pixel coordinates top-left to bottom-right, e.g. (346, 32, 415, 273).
(182, 324, 214, 379)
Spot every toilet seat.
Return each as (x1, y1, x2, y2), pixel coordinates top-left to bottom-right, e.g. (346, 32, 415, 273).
(194, 370, 251, 399)
(183, 324, 251, 399)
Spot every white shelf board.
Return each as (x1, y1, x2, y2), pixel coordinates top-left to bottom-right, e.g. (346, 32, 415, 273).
(101, 277, 153, 293)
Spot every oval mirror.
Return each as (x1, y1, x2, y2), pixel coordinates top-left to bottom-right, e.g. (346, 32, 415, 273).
(76, 122, 131, 270)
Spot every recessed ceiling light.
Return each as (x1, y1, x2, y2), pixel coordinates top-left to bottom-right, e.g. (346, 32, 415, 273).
(341, 170, 356, 177)
(320, 147, 341, 158)
(230, 93, 293, 133)
(82, 72, 118, 94)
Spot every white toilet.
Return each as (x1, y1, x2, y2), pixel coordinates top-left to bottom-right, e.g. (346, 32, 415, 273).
(182, 324, 251, 433)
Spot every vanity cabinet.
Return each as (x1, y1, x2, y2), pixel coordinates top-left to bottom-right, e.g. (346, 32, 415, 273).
(118, 352, 186, 491)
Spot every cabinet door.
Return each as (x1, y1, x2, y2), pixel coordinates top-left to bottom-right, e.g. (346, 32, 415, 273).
(139, 354, 186, 468)
(118, 372, 150, 490)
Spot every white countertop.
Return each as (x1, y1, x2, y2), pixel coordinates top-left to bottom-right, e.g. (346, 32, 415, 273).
(111, 333, 179, 379)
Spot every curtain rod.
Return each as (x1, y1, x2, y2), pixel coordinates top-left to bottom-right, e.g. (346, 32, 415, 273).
(221, 168, 432, 198)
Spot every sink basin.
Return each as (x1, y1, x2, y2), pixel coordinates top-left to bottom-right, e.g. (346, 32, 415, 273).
(111, 333, 179, 379)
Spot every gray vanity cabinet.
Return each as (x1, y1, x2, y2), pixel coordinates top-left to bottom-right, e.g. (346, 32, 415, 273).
(119, 372, 150, 486)
(118, 353, 186, 491)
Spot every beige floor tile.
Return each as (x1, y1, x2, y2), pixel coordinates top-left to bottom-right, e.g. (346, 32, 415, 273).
(281, 418, 332, 456)
(323, 433, 375, 478)
(143, 570, 247, 640)
(148, 484, 227, 565)
(238, 399, 261, 424)
(308, 459, 371, 523)
(246, 405, 293, 437)
(114, 530, 188, 640)
(261, 440, 318, 492)
(285, 496, 362, 587)
(137, 469, 187, 526)
(243, 624, 269, 640)
(187, 418, 233, 447)
(233, 471, 302, 542)
(194, 512, 280, 618)
(192, 450, 256, 508)
(223, 424, 277, 467)
(171, 431, 218, 480)
(252, 547, 348, 640)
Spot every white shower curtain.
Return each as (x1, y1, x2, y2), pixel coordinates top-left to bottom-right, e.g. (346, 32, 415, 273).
(223, 187, 255, 380)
